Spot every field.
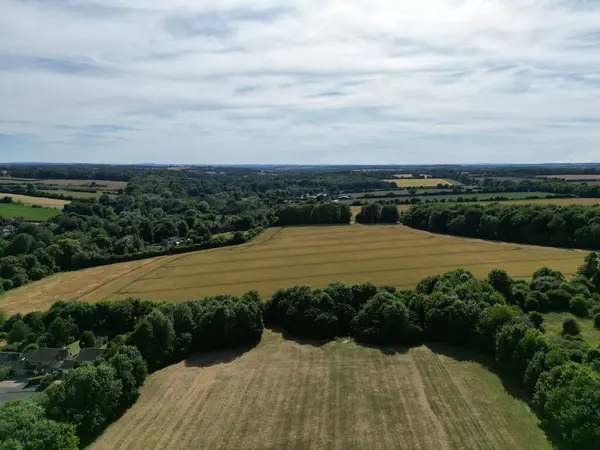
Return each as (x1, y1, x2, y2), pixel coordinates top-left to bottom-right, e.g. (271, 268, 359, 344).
(543, 312, 600, 347)
(0, 203, 62, 221)
(383, 178, 454, 188)
(392, 173, 413, 179)
(1, 225, 587, 315)
(540, 174, 600, 181)
(0, 193, 70, 208)
(40, 189, 115, 199)
(0, 178, 125, 199)
(93, 330, 550, 450)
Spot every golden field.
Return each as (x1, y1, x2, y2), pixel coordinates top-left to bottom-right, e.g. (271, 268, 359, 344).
(0, 225, 586, 314)
(92, 330, 551, 450)
(0, 193, 70, 208)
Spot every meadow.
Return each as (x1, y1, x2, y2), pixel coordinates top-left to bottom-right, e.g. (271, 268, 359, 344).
(92, 330, 551, 450)
(0, 193, 70, 208)
(0, 203, 63, 221)
(1, 225, 586, 314)
(542, 312, 600, 347)
(540, 174, 600, 181)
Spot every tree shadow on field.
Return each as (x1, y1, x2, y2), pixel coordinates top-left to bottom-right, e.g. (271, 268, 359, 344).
(354, 340, 411, 356)
(184, 342, 258, 368)
(266, 324, 330, 348)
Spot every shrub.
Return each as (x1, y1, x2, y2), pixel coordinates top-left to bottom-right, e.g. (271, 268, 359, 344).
(40, 374, 54, 390)
(569, 296, 588, 318)
(594, 313, 600, 330)
(562, 318, 581, 336)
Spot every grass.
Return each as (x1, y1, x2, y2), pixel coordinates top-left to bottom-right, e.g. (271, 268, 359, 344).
(542, 312, 600, 347)
(41, 189, 116, 199)
(383, 178, 454, 188)
(92, 330, 551, 450)
(0, 203, 62, 221)
(68, 340, 81, 355)
(0, 193, 70, 208)
(0, 226, 587, 314)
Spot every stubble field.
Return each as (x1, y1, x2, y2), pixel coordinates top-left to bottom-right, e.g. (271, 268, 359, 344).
(1, 225, 586, 314)
(92, 330, 551, 450)
(0, 193, 70, 208)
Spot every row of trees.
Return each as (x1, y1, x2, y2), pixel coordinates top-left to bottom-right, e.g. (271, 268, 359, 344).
(355, 204, 400, 224)
(275, 203, 351, 226)
(403, 203, 600, 250)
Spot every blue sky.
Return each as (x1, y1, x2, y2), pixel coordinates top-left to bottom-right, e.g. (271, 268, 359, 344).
(1, 0, 600, 164)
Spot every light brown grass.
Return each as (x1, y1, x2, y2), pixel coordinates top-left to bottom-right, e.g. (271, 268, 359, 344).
(1, 226, 586, 314)
(540, 174, 600, 181)
(0, 193, 70, 209)
(92, 330, 551, 450)
(383, 178, 453, 187)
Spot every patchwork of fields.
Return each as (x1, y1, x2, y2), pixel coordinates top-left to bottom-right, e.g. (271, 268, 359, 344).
(1, 225, 586, 314)
(92, 330, 551, 450)
(0, 193, 70, 208)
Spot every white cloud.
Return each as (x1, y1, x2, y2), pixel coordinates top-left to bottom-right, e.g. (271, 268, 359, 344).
(0, 0, 600, 164)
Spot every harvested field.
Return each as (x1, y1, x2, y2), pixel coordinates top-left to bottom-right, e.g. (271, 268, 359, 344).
(383, 178, 454, 188)
(93, 330, 551, 450)
(392, 173, 413, 179)
(1, 226, 586, 314)
(0, 193, 70, 208)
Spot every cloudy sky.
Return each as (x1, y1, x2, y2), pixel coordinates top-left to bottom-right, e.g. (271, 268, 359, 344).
(1, 0, 600, 164)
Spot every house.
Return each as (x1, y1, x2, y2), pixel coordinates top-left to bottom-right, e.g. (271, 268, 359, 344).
(161, 237, 191, 246)
(0, 225, 15, 238)
(58, 348, 106, 372)
(13, 348, 69, 376)
(337, 195, 352, 200)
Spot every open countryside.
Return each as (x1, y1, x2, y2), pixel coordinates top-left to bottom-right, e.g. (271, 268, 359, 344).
(0, 203, 62, 221)
(0, 225, 587, 314)
(93, 330, 551, 450)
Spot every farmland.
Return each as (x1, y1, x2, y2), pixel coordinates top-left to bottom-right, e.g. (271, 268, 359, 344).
(383, 178, 454, 188)
(0, 203, 62, 221)
(92, 330, 551, 450)
(539, 174, 600, 181)
(0, 178, 125, 199)
(1, 225, 586, 315)
(0, 193, 70, 208)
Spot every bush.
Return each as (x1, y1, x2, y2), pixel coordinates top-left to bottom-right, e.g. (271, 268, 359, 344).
(562, 318, 581, 336)
(569, 296, 588, 317)
(0, 366, 10, 381)
(40, 374, 53, 390)
(594, 313, 600, 330)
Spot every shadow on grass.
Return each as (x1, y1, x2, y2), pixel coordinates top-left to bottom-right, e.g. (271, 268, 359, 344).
(184, 341, 259, 368)
(354, 340, 411, 356)
(265, 324, 330, 348)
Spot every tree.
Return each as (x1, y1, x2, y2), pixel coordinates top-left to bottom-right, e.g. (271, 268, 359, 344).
(578, 252, 599, 280)
(0, 399, 79, 450)
(80, 330, 97, 348)
(43, 364, 123, 442)
(47, 317, 71, 347)
(476, 304, 521, 353)
(127, 310, 175, 371)
(562, 318, 581, 336)
(8, 319, 30, 343)
(594, 313, 600, 330)
(486, 269, 514, 302)
(569, 296, 588, 318)
(528, 311, 544, 330)
(108, 345, 147, 406)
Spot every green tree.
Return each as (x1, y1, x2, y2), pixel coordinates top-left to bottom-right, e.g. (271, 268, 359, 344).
(47, 317, 71, 347)
(0, 399, 78, 450)
(486, 269, 514, 302)
(578, 252, 599, 280)
(562, 318, 581, 336)
(127, 310, 175, 371)
(569, 296, 588, 318)
(43, 364, 123, 442)
(108, 345, 148, 406)
(80, 330, 97, 348)
(8, 319, 30, 343)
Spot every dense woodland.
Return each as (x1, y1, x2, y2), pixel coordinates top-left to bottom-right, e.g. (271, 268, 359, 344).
(404, 203, 600, 250)
(2, 257, 600, 448)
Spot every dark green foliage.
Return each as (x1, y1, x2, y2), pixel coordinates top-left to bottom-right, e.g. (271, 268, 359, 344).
(80, 330, 97, 348)
(569, 296, 588, 318)
(351, 292, 421, 345)
(276, 203, 351, 225)
(108, 345, 148, 406)
(403, 203, 600, 250)
(127, 310, 175, 372)
(0, 400, 79, 450)
(43, 364, 123, 442)
(594, 313, 600, 329)
(486, 269, 514, 302)
(528, 311, 545, 330)
(47, 317, 72, 347)
(7, 319, 30, 343)
(562, 318, 581, 336)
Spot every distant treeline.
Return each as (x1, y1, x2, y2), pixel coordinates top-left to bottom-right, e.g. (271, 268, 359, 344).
(404, 203, 600, 250)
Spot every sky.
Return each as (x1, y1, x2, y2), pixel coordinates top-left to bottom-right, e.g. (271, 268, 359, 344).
(1, 0, 600, 165)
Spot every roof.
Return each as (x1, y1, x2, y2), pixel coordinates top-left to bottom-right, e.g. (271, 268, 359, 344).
(0, 352, 21, 364)
(23, 348, 68, 364)
(76, 348, 105, 362)
(59, 358, 78, 370)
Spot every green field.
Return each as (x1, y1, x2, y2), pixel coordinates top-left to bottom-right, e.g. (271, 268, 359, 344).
(0, 203, 62, 221)
(93, 330, 551, 450)
(41, 189, 115, 199)
(543, 312, 600, 347)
